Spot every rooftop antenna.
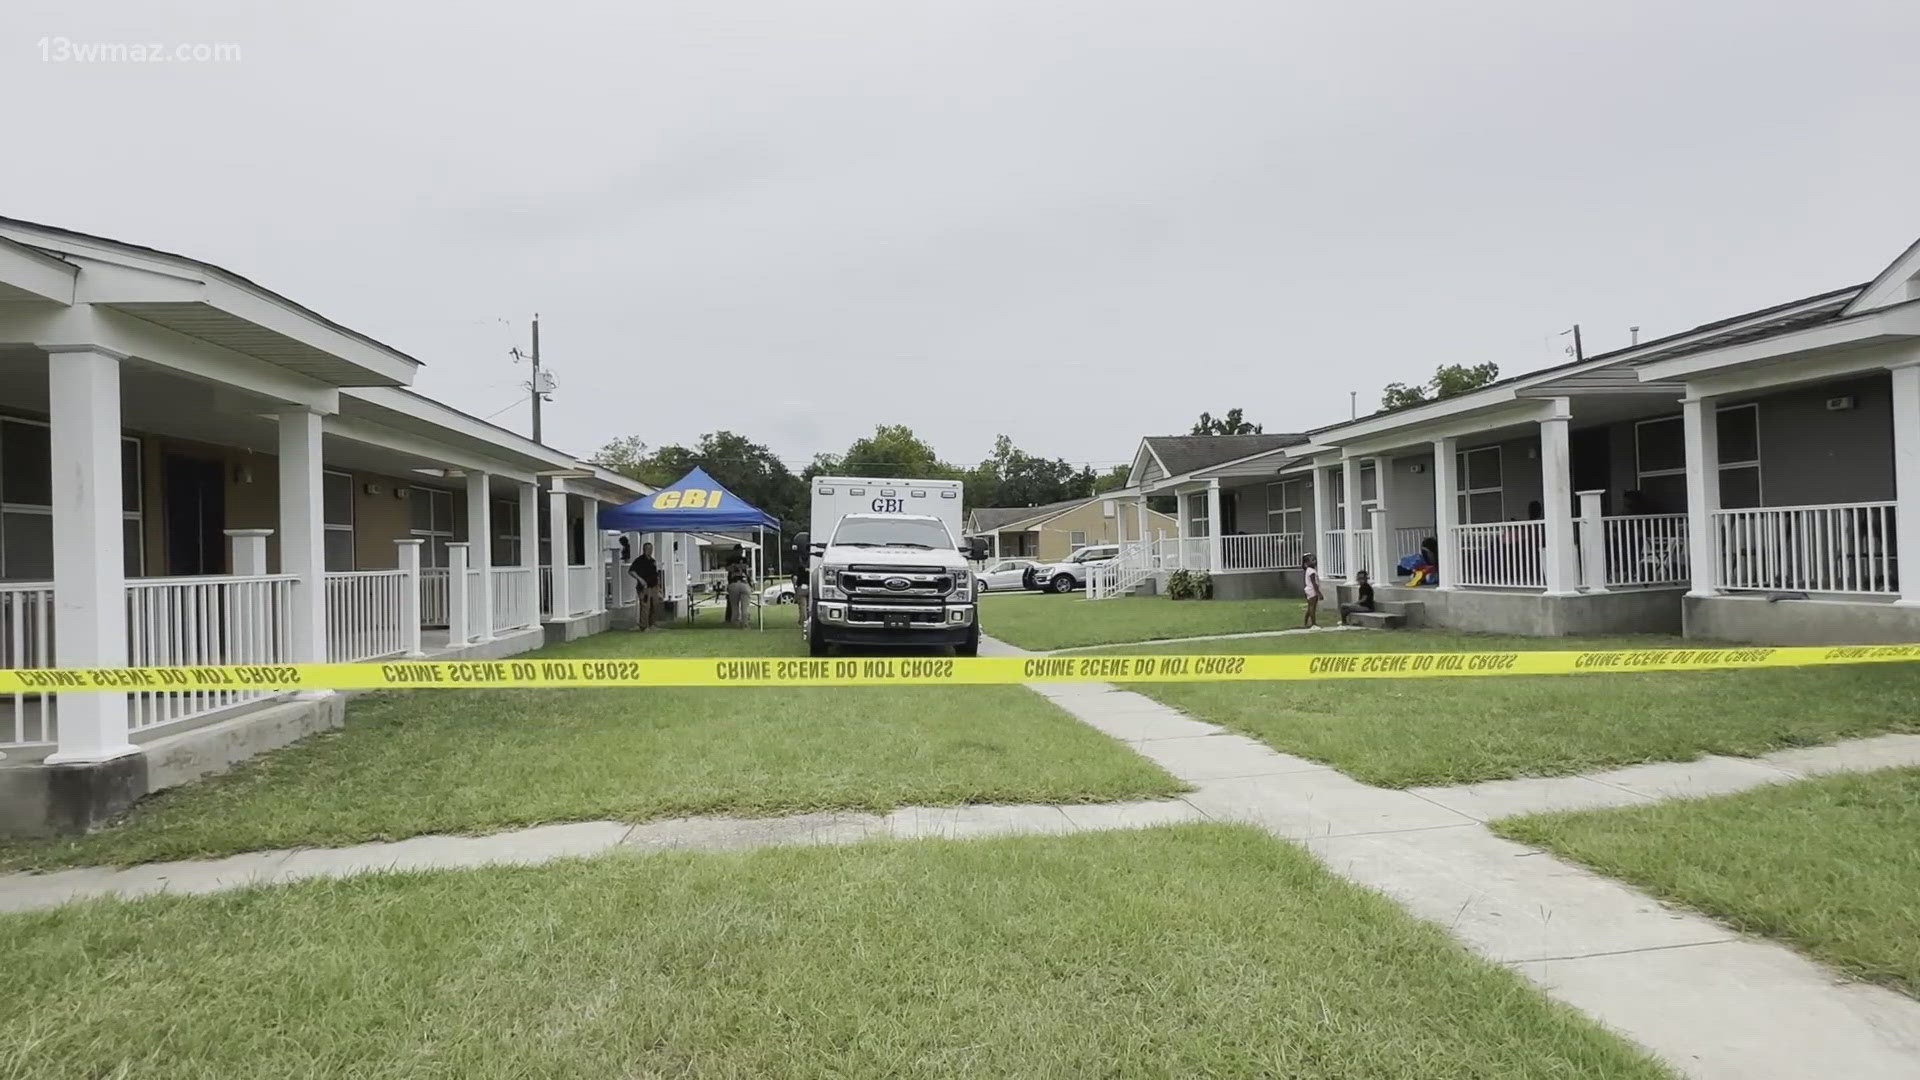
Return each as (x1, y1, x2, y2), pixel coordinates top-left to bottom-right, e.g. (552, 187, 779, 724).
(509, 314, 555, 443)
(1630, 325, 1641, 346)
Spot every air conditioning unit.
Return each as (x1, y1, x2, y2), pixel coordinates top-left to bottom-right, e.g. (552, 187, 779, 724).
(1826, 396, 1855, 411)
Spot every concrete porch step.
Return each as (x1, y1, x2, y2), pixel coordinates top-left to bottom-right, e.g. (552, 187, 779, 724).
(1347, 611, 1405, 630)
(1376, 600, 1424, 617)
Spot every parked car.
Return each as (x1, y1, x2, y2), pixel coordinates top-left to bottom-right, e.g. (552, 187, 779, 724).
(974, 559, 1038, 592)
(761, 580, 797, 604)
(1030, 544, 1121, 594)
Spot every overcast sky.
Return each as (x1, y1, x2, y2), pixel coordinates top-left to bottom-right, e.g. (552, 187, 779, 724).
(6, 0, 1918, 472)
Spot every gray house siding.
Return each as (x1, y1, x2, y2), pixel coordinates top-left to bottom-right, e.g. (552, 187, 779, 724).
(1734, 373, 1894, 506)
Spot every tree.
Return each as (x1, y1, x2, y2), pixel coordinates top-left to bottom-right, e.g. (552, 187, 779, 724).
(962, 434, 1098, 509)
(809, 424, 956, 482)
(1381, 362, 1500, 411)
(1191, 408, 1263, 436)
(1093, 464, 1131, 493)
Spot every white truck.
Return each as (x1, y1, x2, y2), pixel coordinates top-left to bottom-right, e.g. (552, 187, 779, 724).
(796, 476, 989, 657)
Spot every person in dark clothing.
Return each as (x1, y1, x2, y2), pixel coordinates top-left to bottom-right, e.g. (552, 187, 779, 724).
(724, 545, 752, 627)
(1339, 570, 1376, 625)
(629, 542, 661, 630)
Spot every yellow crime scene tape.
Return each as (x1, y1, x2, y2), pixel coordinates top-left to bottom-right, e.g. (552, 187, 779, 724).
(2, 643, 1918, 693)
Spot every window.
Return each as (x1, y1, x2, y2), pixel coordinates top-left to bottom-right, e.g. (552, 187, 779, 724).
(409, 486, 454, 568)
(493, 498, 521, 566)
(1069, 530, 1087, 548)
(1186, 492, 1208, 538)
(0, 419, 144, 581)
(1456, 446, 1504, 523)
(1634, 416, 1687, 514)
(1717, 403, 1761, 509)
(323, 470, 355, 571)
(1266, 479, 1304, 535)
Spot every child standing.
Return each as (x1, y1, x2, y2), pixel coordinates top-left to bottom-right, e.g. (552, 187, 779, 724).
(1301, 553, 1323, 628)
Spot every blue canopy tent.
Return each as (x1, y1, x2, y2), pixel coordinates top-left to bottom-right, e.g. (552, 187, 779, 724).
(598, 468, 780, 626)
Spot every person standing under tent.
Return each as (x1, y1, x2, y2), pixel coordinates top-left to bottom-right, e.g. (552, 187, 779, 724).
(629, 541, 661, 631)
(724, 545, 752, 627)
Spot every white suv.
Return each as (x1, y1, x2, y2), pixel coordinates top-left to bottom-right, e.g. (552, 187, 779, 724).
(1031, 545, 1120, 594)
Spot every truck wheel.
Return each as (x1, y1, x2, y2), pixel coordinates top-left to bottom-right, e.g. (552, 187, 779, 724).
(807, 618, 829, 657)
(1050, 574, 1076, 594)
(957, 625, 980, 657)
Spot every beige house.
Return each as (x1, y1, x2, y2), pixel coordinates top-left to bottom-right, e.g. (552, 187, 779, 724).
(967, 495, 1177, 563)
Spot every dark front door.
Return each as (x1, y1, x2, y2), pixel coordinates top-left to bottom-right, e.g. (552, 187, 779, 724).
(164, 455, 225, 575)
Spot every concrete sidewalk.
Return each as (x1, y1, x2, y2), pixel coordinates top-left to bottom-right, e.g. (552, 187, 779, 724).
(992, 634, 1920, 1080)
(0, 796, 1207, 915)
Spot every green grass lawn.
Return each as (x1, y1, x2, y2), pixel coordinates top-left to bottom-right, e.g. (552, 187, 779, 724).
(0, 611, 1180, 870)
(1497, 769, 1920, 996)
(1092, 630, 1920, 788)
(0, 825, 1669, 1079)
(984, 592, 1308, 650)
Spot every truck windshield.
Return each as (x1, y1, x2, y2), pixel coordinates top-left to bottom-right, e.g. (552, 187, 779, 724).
(831, 517, 955, 550)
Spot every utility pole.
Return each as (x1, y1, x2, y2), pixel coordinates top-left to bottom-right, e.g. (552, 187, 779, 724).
(1560, 323, 1585, 362)
(510, 315, 555, 444)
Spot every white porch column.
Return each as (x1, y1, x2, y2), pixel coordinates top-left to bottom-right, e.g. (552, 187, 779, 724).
(446, 542, 471, 644)
(518, 481, 541, 628)
(1891, 363, 1920, 605)
(547, 480, 571, 621)
(1311, 464, 1334, 567)
(1433, 437, 1460, 591)
(46, 347, 134, 764)
(1681, 394, 1722, 598)
(1368, 455, 1393, 581)
(1577, 490, 1607, 593)
(596, 528, 616, 614)
(1135, 497, 1148, 552)
(1175, 488, 1190, 569)
(395, 538, 426, 657)
(1205, 478, 1223, 571)
(1539, 401, 1579, 596)
(1340, 457, 1361, 580)
(227, 529, 272, 577)
(277, 407, 327, 665)
(464, 472, 495, 642)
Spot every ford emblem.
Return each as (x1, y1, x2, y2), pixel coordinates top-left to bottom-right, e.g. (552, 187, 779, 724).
(883, 577, 912, 591)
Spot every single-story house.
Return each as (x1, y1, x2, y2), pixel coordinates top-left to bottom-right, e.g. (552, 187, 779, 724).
(0, 216, 656, 833)
(1100, 235, 1920, 643)
(966, 495, 1178, 563)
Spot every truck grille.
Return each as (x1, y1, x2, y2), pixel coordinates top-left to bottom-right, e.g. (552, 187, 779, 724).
(839, 565, 954, 599)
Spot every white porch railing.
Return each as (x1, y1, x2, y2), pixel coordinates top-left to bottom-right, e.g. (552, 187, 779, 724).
(1088, 541, 1156, 600)
(1352, 528, 1376, 578)
(325, 570, 410, 663)
(491, 565, 536, 631)
(566, 565, 596, 616)
(465, 569, 487, 633)
(0, 583, 56, 748)
(125, 574, 298, 736)
(1219, 532, 1304, 572)
(1321, 531, 1347, 578)
(1451, 521, 1547, 589)
(419, 567, 450, 627)
(1600, 514, 1689, 588)
(1154, 537, 1211, 573)
(1712, 502, 1899, 595)
(1393, 526, 1434, 558)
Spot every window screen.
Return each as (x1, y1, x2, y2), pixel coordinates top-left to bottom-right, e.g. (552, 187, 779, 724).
(1635, 417, 1685, 476)
(1717, 405, 1759, 465)
(2, 420, 52, 507)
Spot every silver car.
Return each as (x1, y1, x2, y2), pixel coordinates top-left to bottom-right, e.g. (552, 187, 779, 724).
(974, 559, 1037, 592)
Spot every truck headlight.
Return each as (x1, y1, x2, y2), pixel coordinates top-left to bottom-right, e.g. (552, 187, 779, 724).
(816, 567, 847, 600)
(951, 570, 971, 599)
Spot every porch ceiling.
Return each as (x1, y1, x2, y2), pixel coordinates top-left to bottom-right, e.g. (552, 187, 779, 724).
(0, 348, 524, 496)
(105, 301, 409, 388)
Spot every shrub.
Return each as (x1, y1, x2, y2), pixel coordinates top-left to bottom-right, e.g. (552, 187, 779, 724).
(1166, 570, 1214, 601)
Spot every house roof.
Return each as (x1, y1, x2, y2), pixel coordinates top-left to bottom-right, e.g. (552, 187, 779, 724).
(969, 497, 1093, 533)
(1141, 433, 1310, 476)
